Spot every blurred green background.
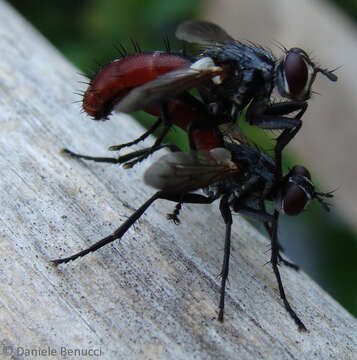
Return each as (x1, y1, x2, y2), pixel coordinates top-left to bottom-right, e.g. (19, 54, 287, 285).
(9, 0, 357, 318)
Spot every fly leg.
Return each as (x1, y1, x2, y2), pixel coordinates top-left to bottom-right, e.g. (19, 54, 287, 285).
(245, 100, 307, 130)
(118, 144, 180, 169)
(52, 192, 163, 265)
(52, 191, 216, 265)
(167, 201, 183, 224)
(258, 199, 299, 271)
(62, 148, 123, 164)
(272, 102, 307, 178)
(217, 195, 233, 322)
(270, 210, 307, 331)
(62, 144, 180, 166)
(247, 100, 307, 180)
(120, 103, 173, 168)
(263, 221, 299, 271)
(108, 117, 162, 151)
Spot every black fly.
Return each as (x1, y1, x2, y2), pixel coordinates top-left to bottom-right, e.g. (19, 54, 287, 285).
(52, 143, 332, 331)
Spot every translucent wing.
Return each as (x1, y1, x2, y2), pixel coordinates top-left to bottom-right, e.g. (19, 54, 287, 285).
(144, 148, 239, 193)
(114, 58, 223, 113)
(176, 20, 235, 46)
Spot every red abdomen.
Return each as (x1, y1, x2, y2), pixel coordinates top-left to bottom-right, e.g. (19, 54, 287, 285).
(83, 52, 191, 119)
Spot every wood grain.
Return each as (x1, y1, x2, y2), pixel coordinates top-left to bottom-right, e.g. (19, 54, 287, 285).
(0, 1, 356, 359)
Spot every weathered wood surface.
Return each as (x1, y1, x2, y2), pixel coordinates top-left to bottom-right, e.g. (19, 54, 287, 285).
(0, 1, 356, 359)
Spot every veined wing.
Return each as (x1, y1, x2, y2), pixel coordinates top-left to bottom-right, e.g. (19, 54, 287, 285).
(176, 20, 235, 46)
(144, 148, 239, 193)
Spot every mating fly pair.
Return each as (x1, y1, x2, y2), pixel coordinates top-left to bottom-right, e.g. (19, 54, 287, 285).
(54, 21, 337, 330)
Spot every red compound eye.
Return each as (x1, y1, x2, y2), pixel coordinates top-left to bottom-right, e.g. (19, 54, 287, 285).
(280, 165, 314, 216)
(282, 183, 309, 216)
(276, 47, 316, 101)
(283, 49, 309, 99)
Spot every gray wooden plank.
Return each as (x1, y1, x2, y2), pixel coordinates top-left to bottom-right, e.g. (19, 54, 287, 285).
(0, 1, 356, 359)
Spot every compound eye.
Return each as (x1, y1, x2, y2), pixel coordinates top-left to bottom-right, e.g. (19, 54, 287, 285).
(282, 183, 309, 216)
(290, 165, 311, 179)
(283, 49, 310, 100)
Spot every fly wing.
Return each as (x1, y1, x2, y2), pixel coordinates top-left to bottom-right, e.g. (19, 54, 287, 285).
(144, 148, 239, 193)
(176, 20, 235, 46)
(114, 58, 223, 113)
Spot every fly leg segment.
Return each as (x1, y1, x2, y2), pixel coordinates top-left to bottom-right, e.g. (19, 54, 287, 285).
(270, 210, 307, 331)
(62, 144, 181, 166)
(119, 144, 181, 167)
(108, 117, 162, 151)
(167, 198, 183, 224)
(216, 196, 275, 322)
(273, 101, 308, 178)
(51, 191, 216, 265)
(167, 202, 182, 224)
(258, 199, 299, 271)
(52, 192, 163, 264)
(245, 99, 307, 130)
(217, 195, 233, 322)
(262, 222, 299, 271)
(62, 148, 122, 164)
(119, 103, 173, 168)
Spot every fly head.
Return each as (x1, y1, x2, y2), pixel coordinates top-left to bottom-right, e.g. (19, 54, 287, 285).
(275, 48, 337, 101)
